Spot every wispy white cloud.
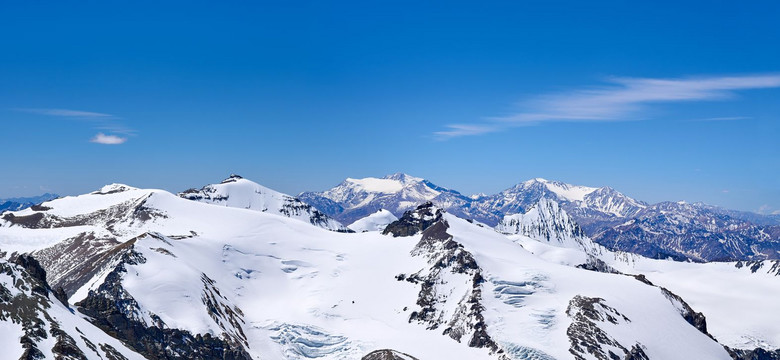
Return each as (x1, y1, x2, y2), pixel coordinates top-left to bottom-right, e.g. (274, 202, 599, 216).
(15, 108, 114, 118)
(14, 107, 135, 144)
(691, 116, 751, 122)
(90, 133, 127, 145)
(434, 124, 501, 139)
(436, 73, 780, 139)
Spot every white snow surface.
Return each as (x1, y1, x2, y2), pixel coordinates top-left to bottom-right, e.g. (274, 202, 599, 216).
(532, 178, 598, 202)
(344, 178, 405, 194)
(0, 183, 776, 359)
(504, 224, 780, 351)
(179, 176, 348, 231)
(445, 214, 730, 360)
(347, 209, 398, 232)
(318, 173, 443, 213)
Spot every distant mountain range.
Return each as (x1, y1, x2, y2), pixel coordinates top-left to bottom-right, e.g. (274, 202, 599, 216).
(299, 173, 780, 262)
(4, 174, 778, 263)
(0, 193, 59, 212)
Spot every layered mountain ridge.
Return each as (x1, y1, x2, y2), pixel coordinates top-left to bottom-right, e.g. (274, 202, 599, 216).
(300, 174, 780, 262)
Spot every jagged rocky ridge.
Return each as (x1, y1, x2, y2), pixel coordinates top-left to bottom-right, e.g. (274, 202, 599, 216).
(497, 197, 603, 257)
(387, 204, 505, 356)
(0, 253, 144, 359)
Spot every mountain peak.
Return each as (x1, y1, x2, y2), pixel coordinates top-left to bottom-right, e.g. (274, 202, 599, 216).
(382, 172, 424, 183)
(221, 174, 244, 183)
(93, 183, 138, 195)
(180, 176, 349, 232)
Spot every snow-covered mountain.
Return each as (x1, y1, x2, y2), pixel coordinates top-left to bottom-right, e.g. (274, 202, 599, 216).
(305, 174, 780, 262)
(179, 175, 350, 232)
(348, 209, 398, 232)
(497, 197, 602, 256)
(473, 178, 647, 228)
(298, 173, 485, 226)
(1, 183, 778, 359)
(301, 175, 647, 227)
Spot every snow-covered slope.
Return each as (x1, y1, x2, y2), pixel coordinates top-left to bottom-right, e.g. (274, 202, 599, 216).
(348, 209, 398, 232)
(503, 227, 780, 355)
(179, 175, 350, 232)
(1, 184, 777, 359)
(439, 213, 730, 360)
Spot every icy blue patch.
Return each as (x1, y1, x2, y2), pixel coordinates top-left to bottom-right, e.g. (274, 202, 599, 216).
(268, 323, 358, 359)
(501, 342, 556, 360)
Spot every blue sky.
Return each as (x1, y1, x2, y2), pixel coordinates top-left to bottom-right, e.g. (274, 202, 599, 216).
(1, 1, 778, 214)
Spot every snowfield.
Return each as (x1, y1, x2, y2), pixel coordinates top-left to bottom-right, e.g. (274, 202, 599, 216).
(0, 179, 777, 359)
(348, 209, 398, 232)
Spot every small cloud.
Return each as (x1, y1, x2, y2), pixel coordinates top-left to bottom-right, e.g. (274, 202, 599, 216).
(90, 133, 127, 145)
(721, 189, 729, 193)
(14, 107, 138, 142)
(15, 108, 114, 118)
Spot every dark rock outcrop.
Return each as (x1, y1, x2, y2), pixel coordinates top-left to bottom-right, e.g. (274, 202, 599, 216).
(576, 256, 620, 274)
(728, 347, 780, 360)
(383, 202, 444, 237)
(565, 295, 649, 360)
(404, 217, 505, 358)
(362, 349, 420, 360)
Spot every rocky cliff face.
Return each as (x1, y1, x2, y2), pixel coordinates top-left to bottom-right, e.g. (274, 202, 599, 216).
(74, 235, 252, 360)
(0, 254, 143, 360)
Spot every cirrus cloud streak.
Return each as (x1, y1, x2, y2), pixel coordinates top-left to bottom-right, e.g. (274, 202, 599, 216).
(435, 73, 780, 139)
